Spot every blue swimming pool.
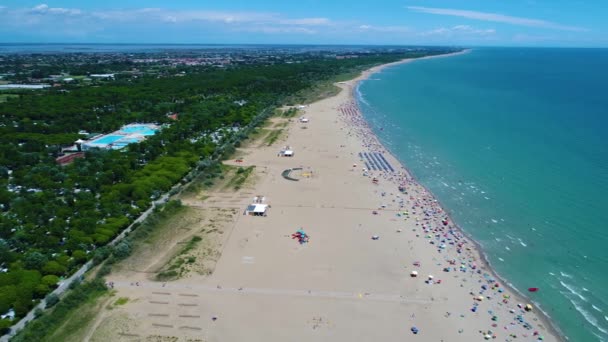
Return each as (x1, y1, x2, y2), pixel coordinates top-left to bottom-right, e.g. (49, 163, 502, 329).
(119, 125, 157, 136)
(91, 134, 124, 145)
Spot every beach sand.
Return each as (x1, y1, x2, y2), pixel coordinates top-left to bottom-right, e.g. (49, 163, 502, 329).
(101, 53, 561, 342)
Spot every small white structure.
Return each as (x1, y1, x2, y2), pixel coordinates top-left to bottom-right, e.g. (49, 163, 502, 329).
(283, 150, 294, 157)
(299, 117, 309, 123)
(90, 73, 115, 79)
(1, 308, 15, 320)
(245, 204, 269, 216)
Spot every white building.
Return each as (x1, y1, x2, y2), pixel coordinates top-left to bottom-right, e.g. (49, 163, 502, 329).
(245, 204, 269, 216)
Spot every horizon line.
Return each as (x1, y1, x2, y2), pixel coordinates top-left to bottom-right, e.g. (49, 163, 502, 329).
(1, 42, 607, 49)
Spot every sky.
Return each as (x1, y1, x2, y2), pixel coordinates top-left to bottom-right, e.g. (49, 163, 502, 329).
(0, 1, 606, 47)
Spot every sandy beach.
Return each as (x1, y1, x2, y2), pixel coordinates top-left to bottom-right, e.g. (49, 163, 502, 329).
(97, 52, 561, 342)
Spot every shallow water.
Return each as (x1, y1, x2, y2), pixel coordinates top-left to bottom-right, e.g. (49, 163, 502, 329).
(357, 48, 608, 342)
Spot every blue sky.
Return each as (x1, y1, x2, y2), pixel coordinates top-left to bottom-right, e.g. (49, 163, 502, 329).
(0, 1, 606, 47)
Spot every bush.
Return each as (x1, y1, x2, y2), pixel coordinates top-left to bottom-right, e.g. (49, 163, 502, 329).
(112, 241, 131, 260)
(92, 247, 111, 266)
(0, 318, 11, 335)
(45, 293, 59, 308)
(68, 278, 81, 290)
(96, 264, 111, 278)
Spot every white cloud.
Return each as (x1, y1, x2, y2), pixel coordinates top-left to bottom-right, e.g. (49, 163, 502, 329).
(407, 6, 587, 32)
(358, 24, 410, 33)
(420, 25, 496, 37)
(279, 18, 330, 26)
(0, 5, 332, 38)
(242, 26, 317, 34)
(29, 3, 81, 16)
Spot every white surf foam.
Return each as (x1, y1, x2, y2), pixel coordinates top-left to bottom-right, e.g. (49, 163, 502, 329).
(569, 298, 608, 335)
(560, 281, 588, 302)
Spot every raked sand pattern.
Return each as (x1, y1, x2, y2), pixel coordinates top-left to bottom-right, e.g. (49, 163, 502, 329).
(101, 55, 560, 342)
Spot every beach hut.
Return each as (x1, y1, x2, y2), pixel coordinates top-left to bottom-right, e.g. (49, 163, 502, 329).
(245, 204, 269, 216)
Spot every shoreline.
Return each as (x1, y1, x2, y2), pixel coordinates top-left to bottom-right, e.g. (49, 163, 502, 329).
(349, 50, 565, 341)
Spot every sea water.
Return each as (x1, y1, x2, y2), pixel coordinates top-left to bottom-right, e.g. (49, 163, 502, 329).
(357, 48, 608, 341)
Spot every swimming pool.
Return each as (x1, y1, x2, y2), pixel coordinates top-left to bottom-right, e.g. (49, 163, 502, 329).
(119, 125, 157, 136)
(82, 124, 159, 150)
(90, 135, 124, 145)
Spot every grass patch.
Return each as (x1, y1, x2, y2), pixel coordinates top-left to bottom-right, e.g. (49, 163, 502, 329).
(113, 297, 129, 306)
(225, 166, 255, 190)
(276, 108, 299, 118)
(12, 280, 108, 342)
(130, 202, 188, 246)
(264, 129, 284, 146)
(283, 70, 362, 105)
(285, 81, 341, 105)
(332, 71, 362, 82)
(155, 235, 203, 281)
(156, 270, 179, 281)
(0, 94, 19, 103)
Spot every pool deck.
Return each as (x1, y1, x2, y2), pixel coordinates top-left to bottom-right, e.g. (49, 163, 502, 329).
(82, 123, 160, 150)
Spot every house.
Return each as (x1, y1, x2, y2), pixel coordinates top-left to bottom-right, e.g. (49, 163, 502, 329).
(56, 152, 85, 165)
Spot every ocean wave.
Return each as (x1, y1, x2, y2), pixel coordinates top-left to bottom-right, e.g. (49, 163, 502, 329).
(568, 297, 608, 335)
(593, 305, 603, 312)
(561, 271, 574, 278)
(355, 86, 370, 106)
(560, 281, 588, 302)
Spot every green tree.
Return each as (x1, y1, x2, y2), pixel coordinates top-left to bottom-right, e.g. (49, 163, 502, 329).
(41, 275, 59, 287)
(41, 261, 66, 276)
(0, 285, 17, 314)
(23, 252, 48, 270)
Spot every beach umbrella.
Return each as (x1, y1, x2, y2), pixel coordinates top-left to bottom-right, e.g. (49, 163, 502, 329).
(410, 271, 418, 277)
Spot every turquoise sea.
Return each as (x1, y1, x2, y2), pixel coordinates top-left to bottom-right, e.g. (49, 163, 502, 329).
(357, 48, 608, 341)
